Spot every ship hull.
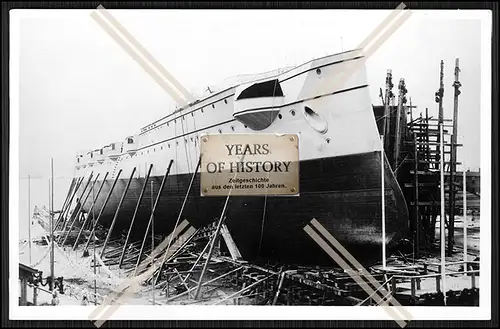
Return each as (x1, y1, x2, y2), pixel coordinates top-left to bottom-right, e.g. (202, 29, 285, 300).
(77, 150, 409, 265)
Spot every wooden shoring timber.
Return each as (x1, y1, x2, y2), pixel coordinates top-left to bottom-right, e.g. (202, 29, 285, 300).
(134, 160, 174, 276)
(71, 173, 109, 250)
(213, 273, 276, 305)
(118, 164, 154, 268)
(83, 169, 123, 252)
(100, 167, 137, 258)
(149, 228, 204, 286)
(134, 224, 197, 280)
(59, 173, 94, 241)
(152, 157, 201, 285)
(60, 173, 101, 246)
(56, 175, 86, 230)
(54, 177, 81, 230)
(165, 266, 244, 303)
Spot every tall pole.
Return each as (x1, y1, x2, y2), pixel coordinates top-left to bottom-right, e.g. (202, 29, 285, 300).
(383, 70, 394, 152)
(463, 170, 467, 268)
(48, 178, 51, 222)
(93, 184, 97, 305)
(381, 135, 386, 269)
(439, 123, 446, 303)
(394, 78, 406, 169)
(50, 159, 55, 292)
(448, 58, 461, 257)
(435, 60, 445, 171)
(151, 181, 155, 305)
(28, 174, 32, 265)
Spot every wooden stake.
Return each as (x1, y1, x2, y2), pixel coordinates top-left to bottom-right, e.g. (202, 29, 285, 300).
(463, 170, 467, 269)
(28, 174, 32, 265)
(50, 159, 55, 292)
(381, 135, 386, 269)
(439, 123, 446, 304)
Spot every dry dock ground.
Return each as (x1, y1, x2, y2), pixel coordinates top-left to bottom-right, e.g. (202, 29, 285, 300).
(18, 212, 247, 306)
(18, 207, 481, 307)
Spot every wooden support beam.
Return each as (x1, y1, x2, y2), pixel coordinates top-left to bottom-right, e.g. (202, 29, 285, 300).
(404, 159, 461, 165)
(71, 173, 109, 250)
(213, 273, 275, 305)
(134, 160, 174, 276)
(220, 224, 242, 261)
(153, 158, 200, 285)
(165, 266, 243, 303)
(54, 177, 80, 230)
(55, 176, 84, 230)
(404, 142, 462, 146)
(60, 173, 101, 246)
(101, 167, 137, 258)
(119, 164, 154, 268)
(83, 170, 123, 252)
(59, 174, 93, 238)
(414, 135, 420, 256)
(404, 182, 439, 187)
(410, 202, 441, 206)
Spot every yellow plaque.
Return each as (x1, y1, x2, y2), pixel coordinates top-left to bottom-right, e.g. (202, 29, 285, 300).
(200, 133, 299, 196)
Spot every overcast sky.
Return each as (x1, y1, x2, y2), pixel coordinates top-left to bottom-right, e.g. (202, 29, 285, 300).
(13, 9, 488, 179)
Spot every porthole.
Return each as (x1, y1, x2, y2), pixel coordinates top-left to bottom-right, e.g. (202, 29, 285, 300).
(212, 104, 215, 109)
(244, 125, 248, 128)
(191, 112, 194, 117)
(290, 109, 296, 116)
(224, 99, 228, 104)
(161, 146, 163, 150)
(201, 108, 204, 113)
(231, 126, 235, 131)
(168, 144, 170, 148)
(326, 138, 331, 144)
(316, 68, 322, 75)
(218, 129, 222, 134)
(167, 122, 169, 127)
(278, 114, 282, 119)
(190, 137, 194, 142)
(176, 141, 179, 146)
(303, 106, 328, 134)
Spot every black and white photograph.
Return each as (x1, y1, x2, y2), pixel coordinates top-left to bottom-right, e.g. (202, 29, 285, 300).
(8, 5, 492, 324)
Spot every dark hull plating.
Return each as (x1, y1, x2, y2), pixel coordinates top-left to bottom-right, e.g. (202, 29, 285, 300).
(77, 151, 409, 265)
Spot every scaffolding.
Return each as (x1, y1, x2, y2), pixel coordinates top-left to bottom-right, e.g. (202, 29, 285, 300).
(376, 58, 464, 258)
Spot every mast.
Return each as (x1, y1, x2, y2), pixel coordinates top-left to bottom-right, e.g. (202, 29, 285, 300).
(383, 69, 394, 152)
(394, 78, 407, 169)
(447, 58, 461, 256)
(434, 60, 445, 170)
